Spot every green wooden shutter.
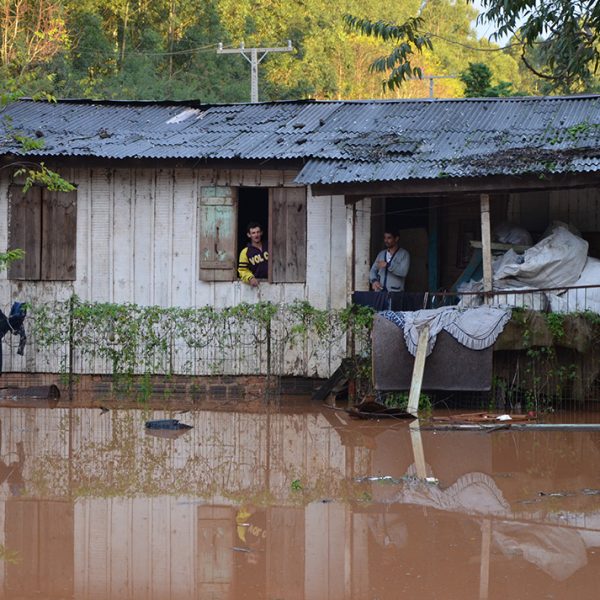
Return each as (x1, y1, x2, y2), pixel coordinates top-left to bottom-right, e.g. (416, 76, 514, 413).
(199, 187, 237, 282)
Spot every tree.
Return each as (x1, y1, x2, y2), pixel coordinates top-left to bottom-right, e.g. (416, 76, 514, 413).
(0, 0, 68, 90)
(474, 0, 600, 90)
(343, 14, 432, 90)
(460, 62, 512, 97)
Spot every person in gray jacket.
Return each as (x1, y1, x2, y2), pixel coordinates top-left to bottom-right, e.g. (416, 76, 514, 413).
(370, 230, 410, 292)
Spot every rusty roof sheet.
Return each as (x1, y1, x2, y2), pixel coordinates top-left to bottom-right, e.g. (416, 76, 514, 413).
(1, 96, 599, 183)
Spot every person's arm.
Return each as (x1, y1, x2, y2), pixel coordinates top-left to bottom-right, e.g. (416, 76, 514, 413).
(238, 248, 256, 284)
(369, 252, 381, 284)
(388, 249, 410, 278)
(369, 252, 384, 290)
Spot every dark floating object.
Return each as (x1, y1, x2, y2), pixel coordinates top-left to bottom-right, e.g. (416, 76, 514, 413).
(145, 419, 193, 430)
(0, 385, 60, 408)
(144, 419, 193, 439)
(346, 401, 412, 420)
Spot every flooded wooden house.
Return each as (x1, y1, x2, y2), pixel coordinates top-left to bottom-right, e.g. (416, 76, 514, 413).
(0, 96, 599, 389)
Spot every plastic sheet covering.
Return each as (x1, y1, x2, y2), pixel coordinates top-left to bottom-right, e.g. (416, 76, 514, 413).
(549, 257, 600, 313)
(494, 225, 588, 288)
(493, 222, 533, 246)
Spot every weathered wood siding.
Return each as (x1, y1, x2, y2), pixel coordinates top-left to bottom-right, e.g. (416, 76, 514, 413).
(508, 188, 600, 234)
(0, 168, 356, 377)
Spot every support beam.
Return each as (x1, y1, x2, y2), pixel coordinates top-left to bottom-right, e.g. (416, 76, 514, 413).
(407, 323, 430, 416)
(428, 199, 439, 292)
(311, 172, 600, 197)
(480, 193, 493, 294)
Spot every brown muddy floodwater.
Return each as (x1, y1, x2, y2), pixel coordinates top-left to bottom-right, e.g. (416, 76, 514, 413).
(0, 404, 600, 599)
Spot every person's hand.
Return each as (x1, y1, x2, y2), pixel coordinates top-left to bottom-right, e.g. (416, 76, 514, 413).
(377, 260, 387, 269)
(249, 277, 259, 287)
(372, 281, 383, 291)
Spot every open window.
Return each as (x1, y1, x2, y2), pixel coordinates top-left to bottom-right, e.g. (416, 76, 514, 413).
(199, 185, 307, 284)
(8, 185, 77, 281)
(237, 187, 269, 261)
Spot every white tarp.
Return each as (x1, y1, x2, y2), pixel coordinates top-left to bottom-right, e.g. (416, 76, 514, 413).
(494, 225, 588, 289)
(458, 224, 595, 311)
(549, 257, 600, 313)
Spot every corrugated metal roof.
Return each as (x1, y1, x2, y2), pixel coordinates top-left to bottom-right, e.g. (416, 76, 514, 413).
(1, 96, 599, 184)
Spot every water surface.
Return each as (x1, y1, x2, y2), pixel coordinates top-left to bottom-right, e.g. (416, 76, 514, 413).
(0, 405, 599, 599)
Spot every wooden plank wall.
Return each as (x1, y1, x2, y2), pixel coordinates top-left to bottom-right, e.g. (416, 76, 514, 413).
(0, 170, 349, 377)
(508, 188, 600, 234)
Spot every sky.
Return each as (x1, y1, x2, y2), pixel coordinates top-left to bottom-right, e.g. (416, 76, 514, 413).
(470, 0, 517, 43)
(471, 0, 496, 40)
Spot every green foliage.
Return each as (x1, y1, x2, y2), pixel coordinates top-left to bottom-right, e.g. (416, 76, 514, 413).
(460, 62, 512, 97)
(0, 0, 533, 101)
(12, 134, 45, 152)
(0, 249, 25, 271)
(14, 163, 76, 192)
(545, 312, 566, 341)
(475, 0, 600, 91)
(290, 479, 303, 491)
(383, 391, 432, 414)
(31, 297, 373, 400)
(344, 14, 432, 89)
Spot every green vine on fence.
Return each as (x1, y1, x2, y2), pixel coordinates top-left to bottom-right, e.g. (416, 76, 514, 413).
(31, 296, 375, 399)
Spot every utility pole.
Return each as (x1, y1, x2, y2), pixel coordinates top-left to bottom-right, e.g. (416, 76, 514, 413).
(217, 41, 294, 103)
(423, 74, 459, 98)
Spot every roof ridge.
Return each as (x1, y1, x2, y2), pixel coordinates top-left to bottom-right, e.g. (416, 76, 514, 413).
(15, 94, 600, 108)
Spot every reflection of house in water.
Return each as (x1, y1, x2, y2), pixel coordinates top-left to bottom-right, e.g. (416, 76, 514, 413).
(0, 408, 599, 598)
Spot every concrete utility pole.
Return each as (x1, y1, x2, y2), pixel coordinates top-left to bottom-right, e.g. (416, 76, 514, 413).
(423, 74, 459, 98)
(217, 41, 294, 103)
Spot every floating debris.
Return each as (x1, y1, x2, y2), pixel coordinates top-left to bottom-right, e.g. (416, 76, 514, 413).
(355, 475, 439, 486)
(538, 491, 575, 498)
(145, 419, 193, 439)
(145, 419, 192, 430)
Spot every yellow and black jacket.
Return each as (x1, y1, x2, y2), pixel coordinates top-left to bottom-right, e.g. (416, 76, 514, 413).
(238, 243, 269, 282)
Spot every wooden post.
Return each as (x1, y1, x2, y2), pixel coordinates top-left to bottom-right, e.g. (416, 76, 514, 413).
(346, 201, 356, 302)
(407, 323, 430, 416)
(480, 194, 493, 295)
(428, 199, 439, 292)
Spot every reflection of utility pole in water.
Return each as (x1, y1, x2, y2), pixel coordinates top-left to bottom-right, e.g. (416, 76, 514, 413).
(217, 41, 294, 103)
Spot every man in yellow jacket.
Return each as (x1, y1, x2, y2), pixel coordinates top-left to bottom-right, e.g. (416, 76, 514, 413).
(238, 222, 269, 286)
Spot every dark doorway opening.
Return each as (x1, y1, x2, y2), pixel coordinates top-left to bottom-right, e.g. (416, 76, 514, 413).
(370, 197, 431, 293)
(237, 187, 269, 256)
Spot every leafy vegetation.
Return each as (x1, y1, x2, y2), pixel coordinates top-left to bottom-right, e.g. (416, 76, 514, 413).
(0, 0, 559, 102)
(460, 62, 512, 97)
(475, 0, 600, 91)
(31, 297, 374, 400)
